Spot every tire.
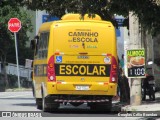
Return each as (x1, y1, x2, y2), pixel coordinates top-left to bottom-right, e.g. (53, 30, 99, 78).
(42, 92, 59, 112)
(36, 98, 42, 110)
(42, 90, 52, 112)
(41, 84, 51, 112)
(42, 94, 49, 112)
(32, 83, 35, 97)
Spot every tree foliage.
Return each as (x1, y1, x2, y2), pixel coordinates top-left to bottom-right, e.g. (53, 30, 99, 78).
(0, 4, 33, 65)
(23, 0, 160, 36)
(0, 3, 33, 88)
(0, 0, 159, 48)
(110, 0, 160, 36)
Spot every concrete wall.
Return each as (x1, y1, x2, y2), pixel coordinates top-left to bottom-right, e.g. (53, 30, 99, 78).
(35, 10, 47, 34)
(6, 63, 32, 81)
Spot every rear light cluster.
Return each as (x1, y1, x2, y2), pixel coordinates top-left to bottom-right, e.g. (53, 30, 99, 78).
(110, 56, 118, 83)
(47, 55, 56, 82)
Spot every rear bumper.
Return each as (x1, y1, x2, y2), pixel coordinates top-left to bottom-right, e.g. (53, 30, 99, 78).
(45, 94, 113, 103)
(46, 82, 117, 96)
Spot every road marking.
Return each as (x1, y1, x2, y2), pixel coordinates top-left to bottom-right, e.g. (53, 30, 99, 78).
(0, 92, 32, 98)
(0, 91, 31, 95)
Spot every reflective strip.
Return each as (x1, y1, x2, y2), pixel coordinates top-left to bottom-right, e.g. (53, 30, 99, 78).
(54, 99, 109, 103)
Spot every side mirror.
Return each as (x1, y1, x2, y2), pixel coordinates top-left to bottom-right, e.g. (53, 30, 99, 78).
(30, 35, 39, 50)
(30, 39, 36, 50)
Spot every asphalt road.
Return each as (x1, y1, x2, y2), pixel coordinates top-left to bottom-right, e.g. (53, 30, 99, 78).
(0, 91, 121, 117)
(0, 91, 144, 120)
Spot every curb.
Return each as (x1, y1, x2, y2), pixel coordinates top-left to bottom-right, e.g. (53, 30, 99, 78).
(5, 88, 32, 92)
(121, 92, 160, 112)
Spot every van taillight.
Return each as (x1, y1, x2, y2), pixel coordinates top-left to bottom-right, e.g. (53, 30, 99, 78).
(47, 55, 56, 82)
(110, 56, 118, 83)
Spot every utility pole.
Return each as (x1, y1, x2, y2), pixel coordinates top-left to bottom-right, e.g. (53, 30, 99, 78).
(156, 0, 160, 6)
(128, 12, 142, 105)
(8, 18, 21, 89)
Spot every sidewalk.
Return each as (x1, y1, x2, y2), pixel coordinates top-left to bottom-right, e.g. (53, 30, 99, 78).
(121, 92, 160, 111)
(5, 88, 32, 92)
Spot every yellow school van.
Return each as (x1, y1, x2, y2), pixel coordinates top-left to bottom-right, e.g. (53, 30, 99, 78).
(31, 14, 118, 112)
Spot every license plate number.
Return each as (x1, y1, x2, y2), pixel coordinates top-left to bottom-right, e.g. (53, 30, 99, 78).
(76, 86, 89, 90)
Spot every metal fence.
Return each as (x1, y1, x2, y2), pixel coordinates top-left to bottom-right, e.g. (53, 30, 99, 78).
(6, 63, 32, 81)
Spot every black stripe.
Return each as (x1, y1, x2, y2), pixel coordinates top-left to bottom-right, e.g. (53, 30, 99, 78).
(55, 64, 111, 77)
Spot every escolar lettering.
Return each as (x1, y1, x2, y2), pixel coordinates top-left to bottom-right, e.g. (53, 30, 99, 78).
(72, 37, 98, 42)
(57, 64, 109, 76)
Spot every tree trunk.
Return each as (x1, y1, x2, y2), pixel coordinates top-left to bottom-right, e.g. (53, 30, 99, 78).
(0, 51, 9, 89)
(129, 12, 142, 105)
(3, 62, 9, 88)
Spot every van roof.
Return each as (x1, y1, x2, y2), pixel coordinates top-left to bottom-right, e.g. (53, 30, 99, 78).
(38, 14, 112, 32)
(38, 22, 53, 32)
(61, 14, 102, 21)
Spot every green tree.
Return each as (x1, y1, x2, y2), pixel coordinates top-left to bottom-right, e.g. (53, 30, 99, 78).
(0, 5, 33, 88)
(23, 0, 160, 35)
(109, 0, 160, 35)
(1, 0, 159, 35)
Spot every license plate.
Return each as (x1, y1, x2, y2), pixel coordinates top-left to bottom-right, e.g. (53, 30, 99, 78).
(76, 86, 89, 90)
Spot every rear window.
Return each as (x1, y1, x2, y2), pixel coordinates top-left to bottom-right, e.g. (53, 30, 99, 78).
(53, 22, 115, 54)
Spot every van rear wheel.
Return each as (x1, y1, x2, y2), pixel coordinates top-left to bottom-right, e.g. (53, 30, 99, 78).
(36, 98, 42, 110)
(42, 95, 59, 112)
(42, 95, 48, 112)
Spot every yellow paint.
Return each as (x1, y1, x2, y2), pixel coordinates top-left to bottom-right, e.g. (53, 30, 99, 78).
(33, 14, 118, 99)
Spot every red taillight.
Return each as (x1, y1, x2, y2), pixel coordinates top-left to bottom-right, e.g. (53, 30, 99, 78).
(47, 55, 56, 82)
(110, 56, 118, 83)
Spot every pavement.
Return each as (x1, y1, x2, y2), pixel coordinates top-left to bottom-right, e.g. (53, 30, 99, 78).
(5, 88, 160, 112)
(111, 92, 160, 119)
(121, 92, 160, 112)
(5, 88, 32, 92)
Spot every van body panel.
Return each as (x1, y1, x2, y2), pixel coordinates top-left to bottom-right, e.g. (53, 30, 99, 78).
(51, 21, 116, 55)
(33, 14, 118, 100)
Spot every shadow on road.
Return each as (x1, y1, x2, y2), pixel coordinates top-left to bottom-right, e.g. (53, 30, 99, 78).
(41, 108, 119, 117)
(12, 103, 36, 107)
(10, 103, 119, 117)
(0, 98, 34, 100)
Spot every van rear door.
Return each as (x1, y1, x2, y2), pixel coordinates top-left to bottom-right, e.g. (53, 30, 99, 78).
(52, 21, 117, 91)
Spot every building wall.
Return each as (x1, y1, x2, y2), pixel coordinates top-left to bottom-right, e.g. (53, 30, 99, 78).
(27, 10, 59, 39)
(114, 15, 130, 62)
(26, 9, 36, 47)
(25, 10, 47, 46)
(0, 62, 32, 81)
(35, 10, 47, 34)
